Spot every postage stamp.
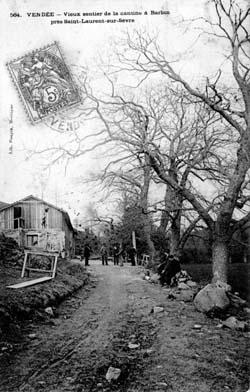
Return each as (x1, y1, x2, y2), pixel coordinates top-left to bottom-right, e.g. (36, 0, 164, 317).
(7, 42, 81, 123)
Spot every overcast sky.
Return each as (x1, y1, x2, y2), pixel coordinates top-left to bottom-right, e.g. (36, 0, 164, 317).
(0, 0, 226, 225)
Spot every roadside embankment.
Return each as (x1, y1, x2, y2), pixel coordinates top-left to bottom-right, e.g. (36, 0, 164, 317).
(0, 259, 89, 341)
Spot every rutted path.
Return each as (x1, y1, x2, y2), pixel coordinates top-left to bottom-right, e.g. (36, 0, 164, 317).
(0, 262, 160, 392)
(1, 261, 249, 392)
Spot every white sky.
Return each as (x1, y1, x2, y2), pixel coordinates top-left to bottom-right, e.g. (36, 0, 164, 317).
(0, 0, 229, 225)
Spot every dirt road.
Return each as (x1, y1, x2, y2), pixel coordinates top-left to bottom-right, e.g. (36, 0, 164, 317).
(1, 262, 249, 392)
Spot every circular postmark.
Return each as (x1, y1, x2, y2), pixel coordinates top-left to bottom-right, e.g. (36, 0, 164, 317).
(41, 60, 86, 132)
(43, 104, 85, 132)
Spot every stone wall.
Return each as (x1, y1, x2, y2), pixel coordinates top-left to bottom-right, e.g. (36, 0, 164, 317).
(0, 229, 65, 253)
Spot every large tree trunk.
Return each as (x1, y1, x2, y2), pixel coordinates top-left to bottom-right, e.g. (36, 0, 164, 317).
(168, 159, 182, 256)
(211, 238, 229, 283)
(142, 213, 155, 257)
(211, 134, 250, 282)
(140, 154, 155, 259)
(158, 185, 169, 235)
(148, 139, 249, 282)
(169, 222, 180, 255)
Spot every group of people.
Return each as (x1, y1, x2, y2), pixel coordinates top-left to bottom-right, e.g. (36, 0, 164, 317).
(80, 243, 137, 267)
(101, 244, 137, 266)
(80, 244, 181, 284)
(113, 245, 137, 266)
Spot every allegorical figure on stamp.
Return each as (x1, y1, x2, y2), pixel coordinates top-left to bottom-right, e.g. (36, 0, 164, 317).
(8, 42, 80, 122)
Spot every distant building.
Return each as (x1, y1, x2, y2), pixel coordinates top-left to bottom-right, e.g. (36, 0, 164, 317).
(0, 195, 75, 257)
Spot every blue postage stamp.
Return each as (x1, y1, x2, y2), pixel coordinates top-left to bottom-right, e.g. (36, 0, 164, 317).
(7, 42, 80, 123)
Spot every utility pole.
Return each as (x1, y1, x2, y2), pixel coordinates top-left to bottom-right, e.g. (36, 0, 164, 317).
(132, 231, 137, 265)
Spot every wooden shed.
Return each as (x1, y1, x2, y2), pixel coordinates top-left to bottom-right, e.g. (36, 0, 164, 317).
(0, 195, 75, 257)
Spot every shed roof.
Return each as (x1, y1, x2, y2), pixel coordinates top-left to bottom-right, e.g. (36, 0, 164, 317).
(0, 201, 10, 211)
(0, 195, 74, 232)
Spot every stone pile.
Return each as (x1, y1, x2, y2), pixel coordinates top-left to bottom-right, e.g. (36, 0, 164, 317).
(142, 269, 199, 302)
(193, 281, 247, 314)
(167, 270, 199, 302)
(142, 269, 249, 330)
(193, 281, 249, 330)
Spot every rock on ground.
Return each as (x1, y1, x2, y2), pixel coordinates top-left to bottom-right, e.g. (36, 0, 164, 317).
(186, 280, 197, 288)
(45, 307, 54, 316)
(150, 273, 160, 284)
(222, 316, 247, 331)
(194, 282, 230, 313)
(178, 282, 190, 290)
(153, 306, 164, 314)
(227, 293, 247, 308)
(175, 289, 195, 302)
(105, 366, 121, 382)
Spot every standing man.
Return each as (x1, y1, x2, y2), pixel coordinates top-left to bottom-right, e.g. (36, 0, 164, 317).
(118, 245, 125, 266)
(100, 244, 108, 266)
(113, 245, 119, 265)
(83, 244, 91, 266)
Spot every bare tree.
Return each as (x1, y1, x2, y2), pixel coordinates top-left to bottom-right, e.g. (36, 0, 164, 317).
(37, 76, 235, 268)
(112, 0, 249, 281)
(81, 76, 236, 265)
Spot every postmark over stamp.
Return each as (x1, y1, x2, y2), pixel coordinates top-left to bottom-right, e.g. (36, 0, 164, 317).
(7, 42, 81, 123)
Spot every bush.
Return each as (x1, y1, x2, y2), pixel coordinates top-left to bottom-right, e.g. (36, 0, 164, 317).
(0, 233, 23, 266)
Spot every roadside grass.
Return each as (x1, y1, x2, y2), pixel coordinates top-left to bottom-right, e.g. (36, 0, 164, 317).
(184, 263, 250, 303)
